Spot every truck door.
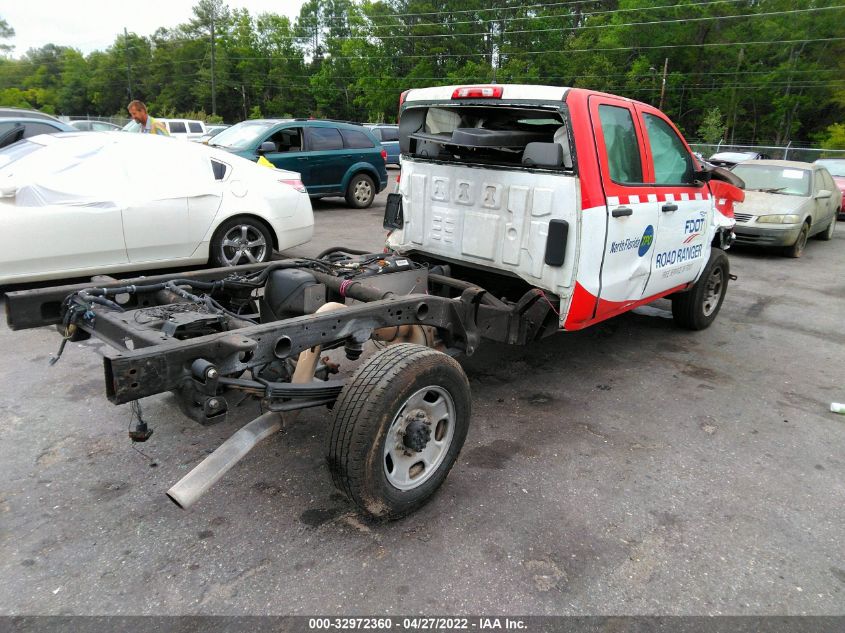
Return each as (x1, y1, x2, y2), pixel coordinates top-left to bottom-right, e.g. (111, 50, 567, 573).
(589, 96, 660, 319)
(634, 105, 711, 297)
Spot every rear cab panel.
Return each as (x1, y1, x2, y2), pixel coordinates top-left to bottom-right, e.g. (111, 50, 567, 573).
(389, 85, 580, 304)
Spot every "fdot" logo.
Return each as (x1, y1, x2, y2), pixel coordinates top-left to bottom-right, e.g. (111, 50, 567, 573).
(684, 218, 705, 234)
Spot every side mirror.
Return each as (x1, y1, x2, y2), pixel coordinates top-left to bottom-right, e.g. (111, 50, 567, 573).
(0, 184, 16, 198)
(693, 169, 712, 183)
(258, 141, 275, 154)
(815, 189, 832, 199)
(708, 165, 745, 189)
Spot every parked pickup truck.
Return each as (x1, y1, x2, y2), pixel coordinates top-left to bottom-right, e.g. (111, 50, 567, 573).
(5, 85, 743, 520)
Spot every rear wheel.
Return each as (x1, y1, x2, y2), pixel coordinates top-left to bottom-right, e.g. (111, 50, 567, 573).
(672, 248, 730, 331)
(326, 344, 471, 519)
(815, 217, 835, 241)
(784, 221, 810, 258)
(345, 173, 375, 209)
(210, 217, 273, 267)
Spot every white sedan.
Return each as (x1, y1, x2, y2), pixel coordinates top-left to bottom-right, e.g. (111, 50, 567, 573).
(0, 132, 314, 284)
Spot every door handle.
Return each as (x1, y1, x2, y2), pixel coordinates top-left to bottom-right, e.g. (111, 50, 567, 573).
(662, 203, 678, 212)
(611, 206, 633, 217)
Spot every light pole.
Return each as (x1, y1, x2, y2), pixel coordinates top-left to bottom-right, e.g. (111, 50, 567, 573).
(234, 85, 246, 120)
(658, 58, 669, 111)
(649, 66, 657, 106)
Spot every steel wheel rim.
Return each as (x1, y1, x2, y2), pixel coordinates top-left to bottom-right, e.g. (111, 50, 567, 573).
(702, 266, 724, 316)
(383, 385, 456, 490)
(353, 178, 372, 204)
(220, 223, 267, 266)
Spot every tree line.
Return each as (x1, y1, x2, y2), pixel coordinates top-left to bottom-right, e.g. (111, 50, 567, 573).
(1, 0, 843, 147)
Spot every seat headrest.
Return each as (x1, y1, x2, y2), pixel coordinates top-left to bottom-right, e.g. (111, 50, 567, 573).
(522, 142, 563, 168)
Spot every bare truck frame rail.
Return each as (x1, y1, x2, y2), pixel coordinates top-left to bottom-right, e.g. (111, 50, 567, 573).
(5, 251, 558, 518)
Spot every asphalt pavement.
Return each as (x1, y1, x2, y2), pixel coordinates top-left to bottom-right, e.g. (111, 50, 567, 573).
(1, 179, 844, 615)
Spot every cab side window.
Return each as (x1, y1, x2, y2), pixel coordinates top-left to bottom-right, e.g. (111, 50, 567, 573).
(643, 113, 695, 185)
(598, 105, 643, 184)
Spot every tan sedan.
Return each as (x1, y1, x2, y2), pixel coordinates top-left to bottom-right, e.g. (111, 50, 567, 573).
(730, 160, 841, 257)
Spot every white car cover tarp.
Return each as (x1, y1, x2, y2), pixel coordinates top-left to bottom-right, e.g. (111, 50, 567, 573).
(0, 133, 218, 208)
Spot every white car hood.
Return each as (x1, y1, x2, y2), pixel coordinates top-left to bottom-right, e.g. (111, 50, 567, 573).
(734, 190, 808, 216)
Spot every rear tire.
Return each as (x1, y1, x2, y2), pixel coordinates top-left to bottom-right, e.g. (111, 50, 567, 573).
(210, 217, 274, 267)
(326, 344, 471, 519)
(815, 217, 835, 241)
(671, 248, 730, 331)
(345, 173, 376, 209)
(784, 221, 809, 257)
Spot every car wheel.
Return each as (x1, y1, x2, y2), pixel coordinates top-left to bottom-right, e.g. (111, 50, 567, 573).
(671, 248, 730, 331)
(784, 221, 810, 258)
(326, 343, 471, 519)
(210, 217, 274, 267)
(345, 173, 376, 209)
(815, 217, 835, 241)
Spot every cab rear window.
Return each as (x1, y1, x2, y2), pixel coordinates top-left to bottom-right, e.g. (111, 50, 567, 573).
(398, 105, 571, 170)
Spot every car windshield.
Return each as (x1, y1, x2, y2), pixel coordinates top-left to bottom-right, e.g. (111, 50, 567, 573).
(209, 121, 276, 149)
(123, 120, 140, 132)
(732, 164, 811, 196)
(816, 160, 845, 177)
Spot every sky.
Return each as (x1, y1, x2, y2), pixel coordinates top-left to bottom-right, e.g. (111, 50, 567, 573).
(2, 0, 308, 58)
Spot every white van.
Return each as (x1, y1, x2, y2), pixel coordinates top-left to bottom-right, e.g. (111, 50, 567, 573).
(157, 119, 207, 141)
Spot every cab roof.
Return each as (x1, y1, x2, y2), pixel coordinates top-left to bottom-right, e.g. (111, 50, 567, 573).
(403, 84, 570, 102)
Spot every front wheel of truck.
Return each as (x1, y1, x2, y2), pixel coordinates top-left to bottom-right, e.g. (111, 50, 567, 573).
(326, 343, 471, 519)
(671, 248, 730, 331)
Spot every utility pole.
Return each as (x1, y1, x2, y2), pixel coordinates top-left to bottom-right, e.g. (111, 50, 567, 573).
(729, 47, 744, 145)
(124, 27, 133, 100)
(210, 14, 216, 116)
(658, 57, 668, 111)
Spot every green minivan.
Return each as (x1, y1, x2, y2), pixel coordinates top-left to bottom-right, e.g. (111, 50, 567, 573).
(209, 119, 388, 208)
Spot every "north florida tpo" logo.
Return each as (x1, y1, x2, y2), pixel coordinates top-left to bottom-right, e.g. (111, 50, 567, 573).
(608, 225, 654, 257)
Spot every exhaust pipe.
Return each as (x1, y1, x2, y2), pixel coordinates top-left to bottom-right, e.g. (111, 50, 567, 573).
(167, 411, 283, 509)
(170, 303, 346, 510)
